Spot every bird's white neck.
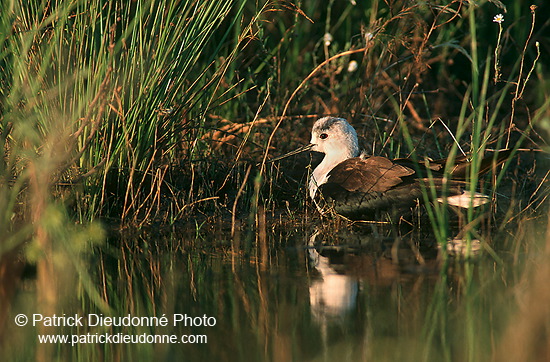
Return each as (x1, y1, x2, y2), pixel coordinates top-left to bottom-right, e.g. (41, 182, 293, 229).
(309, 146, 358, 199)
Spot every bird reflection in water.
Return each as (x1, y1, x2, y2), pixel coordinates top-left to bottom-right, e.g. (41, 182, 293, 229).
(308, 229, 359, 322)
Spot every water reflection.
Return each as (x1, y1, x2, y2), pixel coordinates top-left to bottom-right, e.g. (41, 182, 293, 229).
(308, 237, 359, 322)
(4, 218, 544, 361)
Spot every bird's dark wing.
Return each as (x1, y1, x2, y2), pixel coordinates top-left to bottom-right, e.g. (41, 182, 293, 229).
(393, 149, 513, 179)
(326, 156, 415, 193)
(316, 151, 514, 220)
(447, 149, 513, 178)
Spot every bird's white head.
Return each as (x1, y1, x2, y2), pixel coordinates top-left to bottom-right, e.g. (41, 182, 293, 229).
(308, 117, 361, 200)
(310, 117, 360, 160)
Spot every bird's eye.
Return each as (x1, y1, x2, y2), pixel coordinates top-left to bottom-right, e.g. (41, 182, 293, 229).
(319, 133, 328, 139)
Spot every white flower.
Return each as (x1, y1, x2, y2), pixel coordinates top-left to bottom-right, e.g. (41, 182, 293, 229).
(493, 14, 504, 24)
(347, 60, 358, 72)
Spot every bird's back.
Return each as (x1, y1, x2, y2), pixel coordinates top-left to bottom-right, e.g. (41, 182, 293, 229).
(313, 150, 511, 220)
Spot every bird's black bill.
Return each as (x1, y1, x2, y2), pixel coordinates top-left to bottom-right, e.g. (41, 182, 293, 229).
(266, 143, 315, 164)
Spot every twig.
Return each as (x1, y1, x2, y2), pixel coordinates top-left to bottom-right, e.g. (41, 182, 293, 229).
(507, 5, 538, 148)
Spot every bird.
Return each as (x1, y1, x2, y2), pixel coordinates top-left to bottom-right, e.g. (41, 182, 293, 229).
(271, 117, 512, 221)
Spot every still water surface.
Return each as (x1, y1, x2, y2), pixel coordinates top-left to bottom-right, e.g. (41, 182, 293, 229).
(5, 218, 545, 361)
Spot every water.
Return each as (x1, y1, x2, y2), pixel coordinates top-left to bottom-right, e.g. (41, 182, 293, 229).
(3, 216, 548, 361)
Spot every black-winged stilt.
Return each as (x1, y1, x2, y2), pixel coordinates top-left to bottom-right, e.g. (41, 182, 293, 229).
(271, 117, 511, 220)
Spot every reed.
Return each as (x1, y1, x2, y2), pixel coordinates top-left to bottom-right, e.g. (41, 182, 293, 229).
(3, 0, 545, 229)
(0, 2, 267, 357)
